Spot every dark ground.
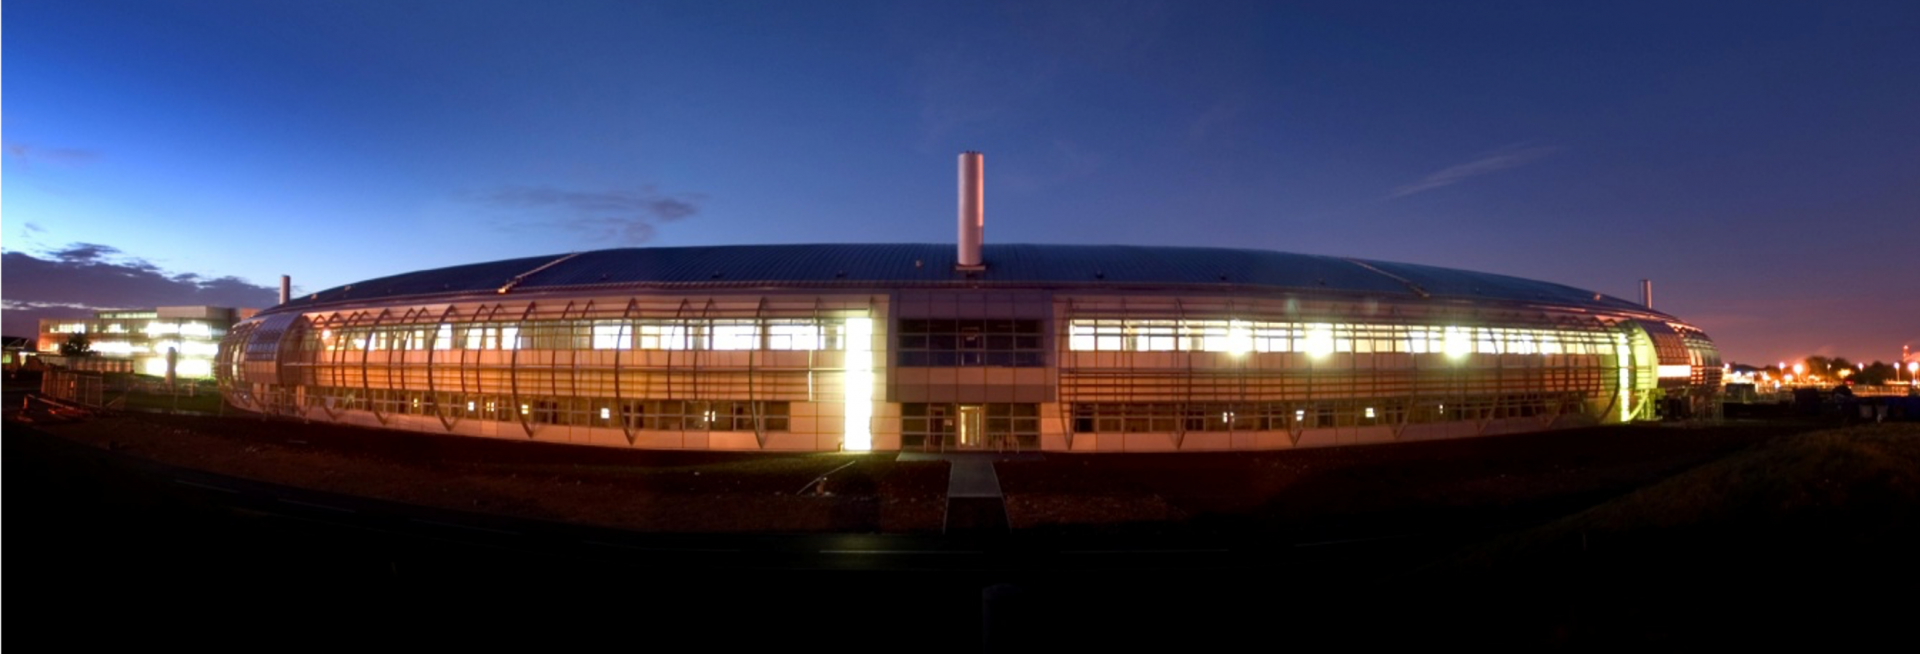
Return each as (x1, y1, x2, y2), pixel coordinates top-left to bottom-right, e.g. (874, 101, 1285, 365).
(6, 383, 1917, 652)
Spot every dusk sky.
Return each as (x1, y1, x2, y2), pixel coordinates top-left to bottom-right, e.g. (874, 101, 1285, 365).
(4, 0, 1916, 366)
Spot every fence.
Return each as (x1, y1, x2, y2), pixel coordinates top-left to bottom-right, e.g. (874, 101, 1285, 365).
(41, 369, 108, 408)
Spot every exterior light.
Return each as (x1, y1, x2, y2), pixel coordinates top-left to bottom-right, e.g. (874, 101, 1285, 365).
(1304, 324, 1334, 358)
(1444, 326, 1471, 360)
(1226, 321, 1252, 356)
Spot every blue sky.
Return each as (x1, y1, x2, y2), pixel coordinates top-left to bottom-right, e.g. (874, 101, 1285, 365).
(5, 0, 1917, 366)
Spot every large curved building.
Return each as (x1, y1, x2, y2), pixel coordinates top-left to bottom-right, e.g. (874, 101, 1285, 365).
(215, 241, 1722, 453)
(217, 155, 1720, 453)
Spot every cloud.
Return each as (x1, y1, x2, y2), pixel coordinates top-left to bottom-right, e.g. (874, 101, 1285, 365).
(473, 184, 705, 245)
(5, 142, 102, 169)
(1390, 144, 1559, 199)
(50, 242, 122, 263)
(0, 244, 279, 337)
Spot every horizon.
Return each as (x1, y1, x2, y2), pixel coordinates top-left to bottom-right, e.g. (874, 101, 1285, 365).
(6, 0, 1916, 365)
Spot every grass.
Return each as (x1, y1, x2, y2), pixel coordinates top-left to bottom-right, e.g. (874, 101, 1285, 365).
(1399, 422, 1920, 648)
(16, 402, 1920, 647)
(996, 420, 1818, 537)
(1448, 422, 1920, 566)
(115, 389, 227, 413)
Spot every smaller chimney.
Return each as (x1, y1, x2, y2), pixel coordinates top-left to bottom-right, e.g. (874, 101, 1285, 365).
(280, 275, 292, 305)
(1640, 279, 1652, 309)
(957, 151, 984, 270)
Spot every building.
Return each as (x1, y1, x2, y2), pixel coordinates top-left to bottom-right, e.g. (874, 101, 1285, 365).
(3, 336, 36, 373)
(217, 154, 1721, 453)
(40, 306, 253, 379)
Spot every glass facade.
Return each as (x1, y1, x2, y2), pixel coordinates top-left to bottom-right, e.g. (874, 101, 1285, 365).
(221, 288, 1717, 452)
(896, 319, 1044, 367)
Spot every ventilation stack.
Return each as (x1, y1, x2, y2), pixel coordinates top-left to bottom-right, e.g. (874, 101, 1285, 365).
(957, 151, 984, 270)
(280, 275, 292, 305)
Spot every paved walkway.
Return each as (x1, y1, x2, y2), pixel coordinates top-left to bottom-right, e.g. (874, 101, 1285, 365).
(896, 451, 1043, 534)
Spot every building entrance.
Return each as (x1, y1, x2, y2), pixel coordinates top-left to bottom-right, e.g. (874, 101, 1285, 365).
(956, 404, 985, 449)
(902, 402, 1041, 452)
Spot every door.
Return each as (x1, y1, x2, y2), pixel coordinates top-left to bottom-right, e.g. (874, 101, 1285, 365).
(956, 404, 985, 449)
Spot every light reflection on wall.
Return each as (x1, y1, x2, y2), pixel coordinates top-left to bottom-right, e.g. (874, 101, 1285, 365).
(842, 316, 874, 451)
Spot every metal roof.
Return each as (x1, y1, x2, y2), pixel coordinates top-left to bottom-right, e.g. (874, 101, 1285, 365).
(274, 243, 1654, 315)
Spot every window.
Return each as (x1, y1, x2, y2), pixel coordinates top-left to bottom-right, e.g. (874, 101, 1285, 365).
(710, 322, 759, 350)
(1070, 403, 1260, 433)
(901, 403, 1039, 449)
(592, 323, 631, 350)
(768, 321, 828, 350)
(897, 319, 1044, 367)
(1065, 318, 1618, 358)
(617, 400, 790, 432)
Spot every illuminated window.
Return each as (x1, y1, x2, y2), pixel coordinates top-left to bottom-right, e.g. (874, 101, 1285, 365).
(637, 324, 693, 350)
(711, 323, 759, 350)
(903, 403, 1039, 449)
(768, 322, 824, 350)
(591, 323, 631, 350)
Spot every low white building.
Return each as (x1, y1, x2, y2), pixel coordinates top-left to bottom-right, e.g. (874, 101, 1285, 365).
(39, 306, 256, 379)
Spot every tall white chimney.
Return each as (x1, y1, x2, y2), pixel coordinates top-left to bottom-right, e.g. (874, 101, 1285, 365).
(280, 275, 291, 305)
(957, 151, 984, 269)
(1641, 279, 1652, 308)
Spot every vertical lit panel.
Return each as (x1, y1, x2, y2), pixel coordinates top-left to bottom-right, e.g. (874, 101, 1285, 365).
(843, 317, 874, 451)
(1616, 333, 1632, 422)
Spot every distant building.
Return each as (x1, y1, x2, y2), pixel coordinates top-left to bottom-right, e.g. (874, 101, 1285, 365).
(3, 335, 35, 372)
(38, 306, 257, 380)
